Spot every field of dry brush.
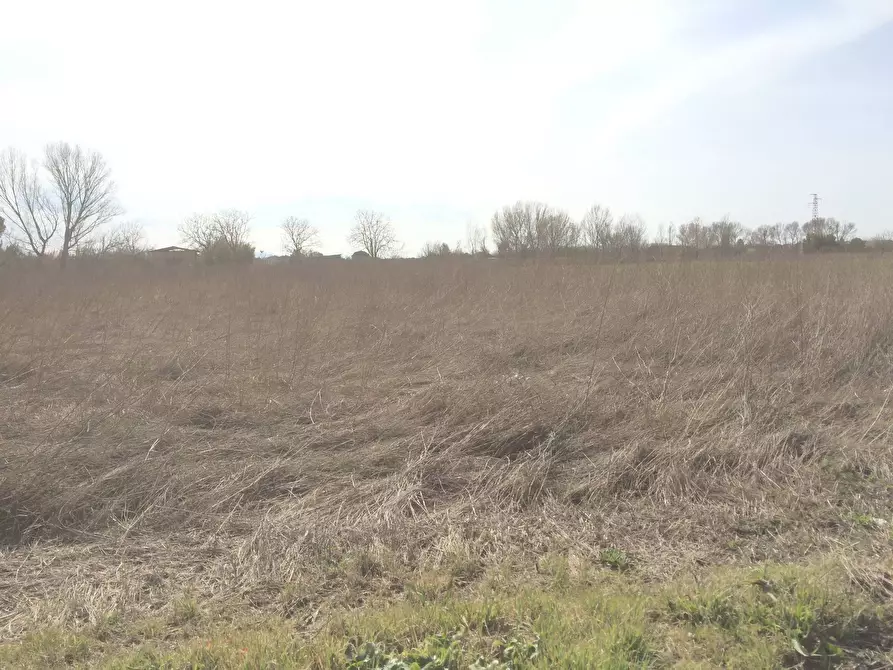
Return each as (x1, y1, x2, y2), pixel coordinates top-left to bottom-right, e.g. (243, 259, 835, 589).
(1, 256, 892, 668)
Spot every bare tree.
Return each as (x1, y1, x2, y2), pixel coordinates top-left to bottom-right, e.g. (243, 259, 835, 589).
(801, 217, 857, 251)
(347, 210, 398, 259)
(280, 216, 320, 257)
(75, 234, 114, 258)
(579, 207, 646, 253)
(750, 225, 777, 246)
(466, 223, 489, 255)
(178, 213, 219, 252)
(749, 223, 783, 247)
(709, 216, 744, 251)
(110, 220, 148, 254)
(537, 208, 578, 252)
(677, 217, 708, 249)
(580, 204, 614, 249)
(213, 209, 252, 248)
(615, 213, 648, 251)
(44, 143, 124, 267)
(491, 202, 534, 254)
(420, 241, 452, 258)
(0, 147, 59, 256)
(826, 218, 856, 243)
(491, 201, 578, 254)
(782, 221, 802, 247)
(871, 231, 893, 252)
(179, 210, 252, 252)
(801, 218, 825, 242)
(75, 221, 147, 258)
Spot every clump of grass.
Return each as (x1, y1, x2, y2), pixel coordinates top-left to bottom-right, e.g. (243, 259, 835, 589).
(344, 634, 465, 669)
(609, 630, 659, 667)
(666, 590, 742, 628)
(537, 553, 572, 590)
(342, 632, 541, 670)
(278, 581, 310, 618)
(168, 597, 201, 627)
(599, 547, 633, 573)
(850, 512, 888, 529)
(0, 630, 90, 669)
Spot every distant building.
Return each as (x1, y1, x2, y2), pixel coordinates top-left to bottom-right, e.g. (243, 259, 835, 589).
(261, 253, 343, 263)
(148, 246, 199, 264)
(309, 253, 344, 260)
(259, 255, 290, 264)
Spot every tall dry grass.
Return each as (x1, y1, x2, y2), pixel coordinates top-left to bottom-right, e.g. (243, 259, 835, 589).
(1, 255, 892, 634)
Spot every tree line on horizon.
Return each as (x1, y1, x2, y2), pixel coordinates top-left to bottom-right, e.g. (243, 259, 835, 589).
(0, 142, 882, 266)
(421, 203, 869, 259)
(0, 142, 404, 264)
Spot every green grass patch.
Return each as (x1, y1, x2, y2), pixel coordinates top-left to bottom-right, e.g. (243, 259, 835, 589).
(598, 547, 633, 573)
(1, 559, 889, 669)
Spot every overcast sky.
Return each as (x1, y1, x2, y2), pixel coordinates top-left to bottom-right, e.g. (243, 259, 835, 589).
(3, 0, 892, 255)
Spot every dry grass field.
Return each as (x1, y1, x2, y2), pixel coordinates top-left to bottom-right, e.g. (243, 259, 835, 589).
(1, 255, 892, 668)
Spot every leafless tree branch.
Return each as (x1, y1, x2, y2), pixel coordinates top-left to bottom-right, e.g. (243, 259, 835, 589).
(179, 210, 252, 252)
(0, 147, 60, 256)
(580, 204, 614, 250)
(465, 223, 489, 255)
(43, 142, 124, 266)
(491, 201, 578, 255)
(78, 220, 147, 257)
(347, 210, 399, 259)
(281, 216, 320, 257)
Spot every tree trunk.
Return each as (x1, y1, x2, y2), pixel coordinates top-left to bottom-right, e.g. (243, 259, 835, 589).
(59, 230, 72, 268)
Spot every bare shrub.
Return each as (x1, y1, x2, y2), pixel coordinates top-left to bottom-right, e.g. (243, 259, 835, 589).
(420, 241, 453, 258)
(178, 209, 254, 263)
(77, 221, 147, 257)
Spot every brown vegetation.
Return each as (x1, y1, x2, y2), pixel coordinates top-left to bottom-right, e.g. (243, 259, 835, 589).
(1, 256, 892, 665)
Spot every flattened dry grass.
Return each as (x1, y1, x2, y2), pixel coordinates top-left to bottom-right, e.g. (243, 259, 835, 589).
(1, 256, 892, 666)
